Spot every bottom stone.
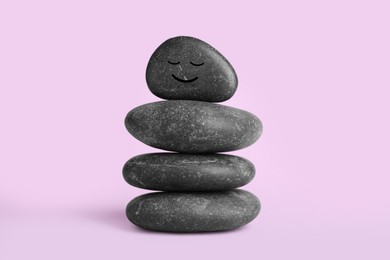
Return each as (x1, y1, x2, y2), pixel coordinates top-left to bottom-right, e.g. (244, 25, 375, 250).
(126, 190, 260, 232)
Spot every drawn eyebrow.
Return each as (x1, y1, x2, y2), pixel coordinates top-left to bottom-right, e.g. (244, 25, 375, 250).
(190, 61, 204, 66)
(168, 60, 180, 65)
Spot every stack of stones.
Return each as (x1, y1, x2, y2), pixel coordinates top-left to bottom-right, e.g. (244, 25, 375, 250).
(123, 36, 263, 232)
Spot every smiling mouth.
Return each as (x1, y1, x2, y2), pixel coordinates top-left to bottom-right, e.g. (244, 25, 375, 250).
(172, 74, 198, 83)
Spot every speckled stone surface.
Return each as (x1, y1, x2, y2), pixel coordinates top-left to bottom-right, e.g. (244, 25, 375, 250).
(124, 100, 262, 153)
(126, 190, 260, 232)
(146, 36, 238, 102)
(123, 153, 255, 191)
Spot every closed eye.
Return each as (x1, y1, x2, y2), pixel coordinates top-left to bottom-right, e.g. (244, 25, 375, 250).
(168, 60, 180, 65)
(190, 61, 204, 66)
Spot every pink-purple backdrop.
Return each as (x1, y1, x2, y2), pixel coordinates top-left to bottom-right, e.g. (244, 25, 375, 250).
(1, 0, 389, 259)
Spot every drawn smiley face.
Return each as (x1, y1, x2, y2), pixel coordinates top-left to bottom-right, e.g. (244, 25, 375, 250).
(168, 60, 204, 83)
(146, 36, 238, 102)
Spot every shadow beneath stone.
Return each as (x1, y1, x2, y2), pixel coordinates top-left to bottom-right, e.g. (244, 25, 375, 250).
(78, 207, 251, 235)
(78, 207, 131, 232)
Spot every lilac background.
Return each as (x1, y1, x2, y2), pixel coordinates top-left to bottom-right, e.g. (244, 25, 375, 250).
(1, 0, 389, 259)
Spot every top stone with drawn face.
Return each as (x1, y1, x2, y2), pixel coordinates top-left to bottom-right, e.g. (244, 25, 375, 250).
(146, 36, 238, 102)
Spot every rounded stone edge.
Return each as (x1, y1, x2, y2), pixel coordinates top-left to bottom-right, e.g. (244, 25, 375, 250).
(125, 190, 261, 233)
(145, 36, 238, 103)
(122, 153, 257, 191)
(124, 101, 264, 153)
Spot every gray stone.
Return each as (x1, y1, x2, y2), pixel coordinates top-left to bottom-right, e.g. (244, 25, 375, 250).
(123, 153, 255, 191)
(146, 36, 238, 102)
(126, 190, 260, 232)
(124, 100, 262, 153)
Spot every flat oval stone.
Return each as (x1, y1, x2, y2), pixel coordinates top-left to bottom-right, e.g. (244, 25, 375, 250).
(123, 153, 255, 191)
(124, 100, 262, 153)
(146, 36, 238, 102)
(126, 190, 260, 232)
